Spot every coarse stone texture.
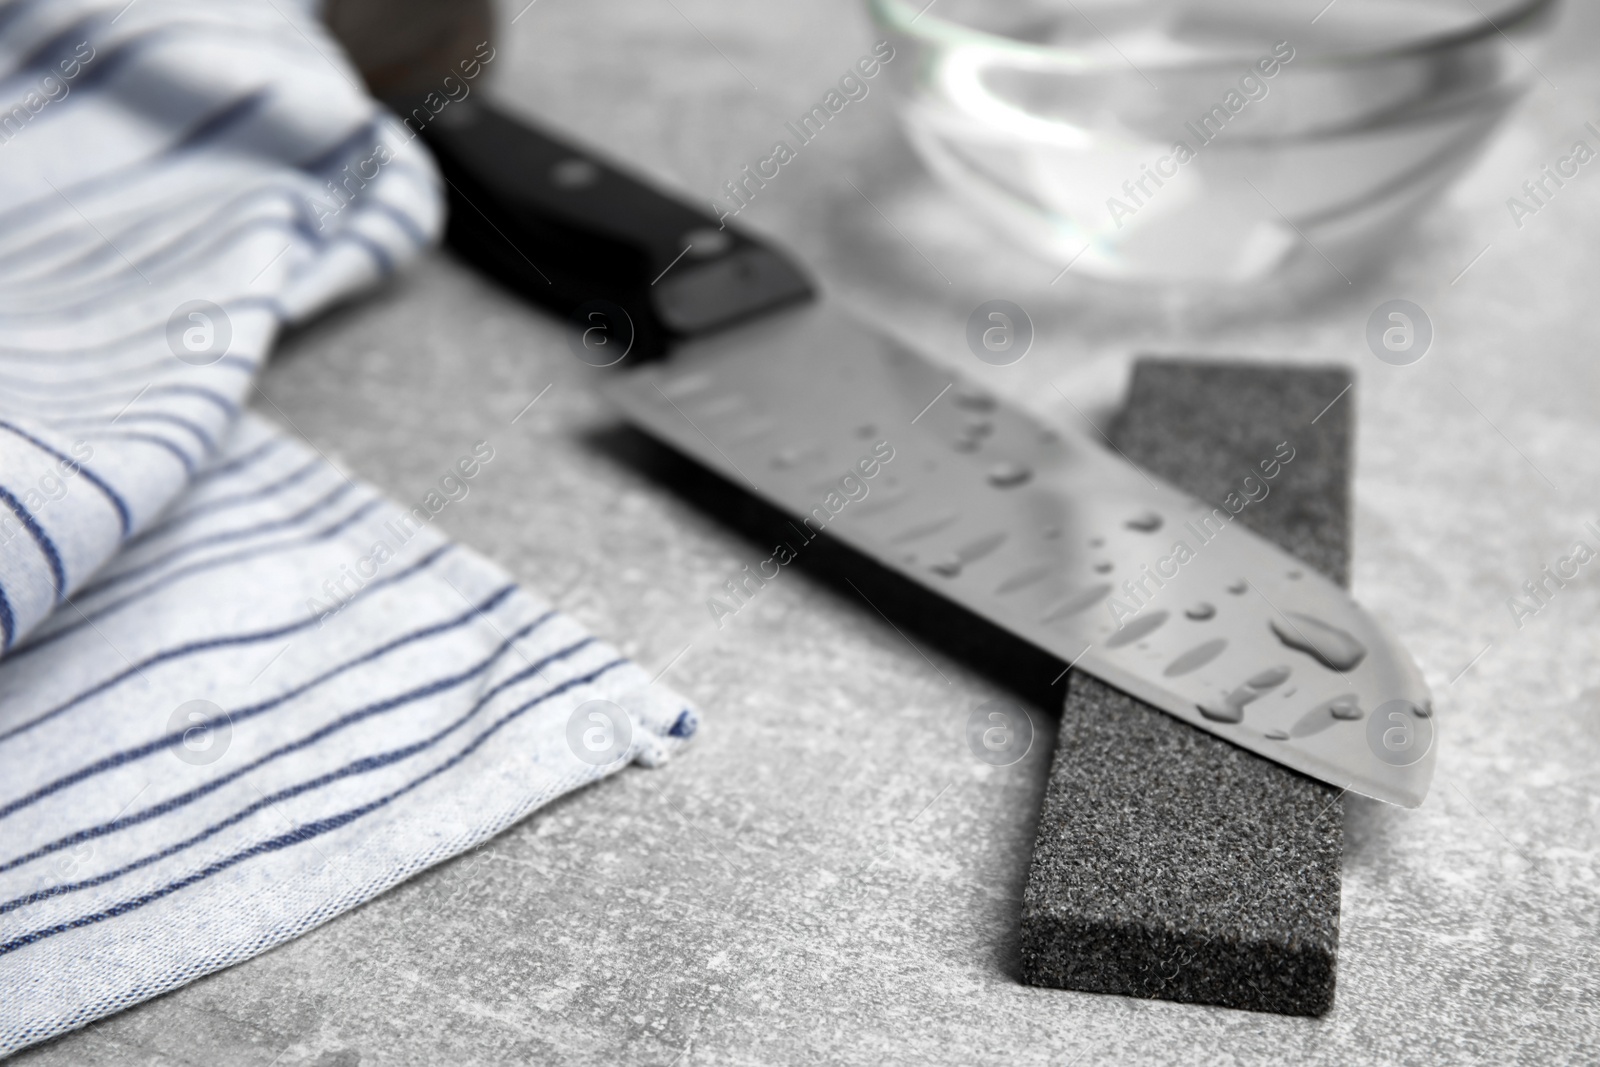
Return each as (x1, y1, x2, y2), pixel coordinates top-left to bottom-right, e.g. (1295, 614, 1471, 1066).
(1115, 361, 1355, 589)
(13, 0, 1600, 1063)
(1020, 360, 1351, 1016)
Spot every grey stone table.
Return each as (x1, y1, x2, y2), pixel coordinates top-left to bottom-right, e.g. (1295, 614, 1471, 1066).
(18, 0, 1600, 1063)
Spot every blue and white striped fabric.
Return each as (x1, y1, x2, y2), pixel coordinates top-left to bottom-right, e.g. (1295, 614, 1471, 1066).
(0, 0, 696, 1055)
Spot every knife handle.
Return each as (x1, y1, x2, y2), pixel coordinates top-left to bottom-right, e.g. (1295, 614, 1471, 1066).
(390, 96, 815, 360)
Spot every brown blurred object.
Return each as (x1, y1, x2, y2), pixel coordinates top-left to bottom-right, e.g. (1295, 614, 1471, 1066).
(322, 0, 494, 97)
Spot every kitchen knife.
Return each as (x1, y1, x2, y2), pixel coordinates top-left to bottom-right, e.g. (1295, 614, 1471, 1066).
(405, 97, 1436, 807)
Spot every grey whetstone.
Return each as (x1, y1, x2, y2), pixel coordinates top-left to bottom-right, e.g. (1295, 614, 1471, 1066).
(1019, 360, 1354, 1017)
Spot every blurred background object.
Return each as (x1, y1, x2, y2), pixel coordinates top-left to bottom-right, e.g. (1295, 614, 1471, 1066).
(323, 0, 494, 97)
(870, 0, 1558, 286)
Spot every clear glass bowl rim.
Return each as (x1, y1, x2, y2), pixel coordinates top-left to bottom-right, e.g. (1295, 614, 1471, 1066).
(867, 0, 1559, 72)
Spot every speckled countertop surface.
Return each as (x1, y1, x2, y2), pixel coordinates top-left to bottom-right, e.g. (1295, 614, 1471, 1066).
(17, 0, 1600, 1063)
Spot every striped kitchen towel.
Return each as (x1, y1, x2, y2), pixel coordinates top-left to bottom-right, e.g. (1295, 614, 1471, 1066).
(0, 0, 697, 1055)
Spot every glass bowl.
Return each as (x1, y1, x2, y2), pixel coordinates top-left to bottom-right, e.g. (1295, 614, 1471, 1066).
(867, 0, 1558, 286)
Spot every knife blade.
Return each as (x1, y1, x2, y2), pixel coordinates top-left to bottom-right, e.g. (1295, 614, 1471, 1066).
(602, 303, 1435, 806)
(405, 98, 1436, 807)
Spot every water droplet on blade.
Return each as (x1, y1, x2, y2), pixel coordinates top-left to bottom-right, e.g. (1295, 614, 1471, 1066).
(1198, 702, 1242, 724)
(851, 490, 911, 519)
(1041, 584, 1112, 624)
(996, 564, 1052, 595)
(1227, 580, 1247, 595)
(1269, 613, 1368, 671)
(987, 462, 1032, 488)
(1185, 602, 1216, 621)
(1093, 561, 1113, 574)
(1125, 511, 1162, 532)
(1163, 638, 1227, 677)
(660, 371, 716, 399)
(1264, 729, 1290, 741)
(1330, 699, 1363, 720)
(725, 417, 776, 443)
(1218, 684, 1265, 717)
(890, 512, 958, 544)
(771, 443, 822, 469)
(694, 393, 743, 418)
(930, 555, 962, 577)
(1288, 693, 1363, 738)
(956, 532, 1007, 565)
(1247, 666, 1291, 690)
(1106, 610, 1169, 649)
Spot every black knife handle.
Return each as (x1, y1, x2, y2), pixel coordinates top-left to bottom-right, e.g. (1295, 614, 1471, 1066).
(391, 96, 815, 361)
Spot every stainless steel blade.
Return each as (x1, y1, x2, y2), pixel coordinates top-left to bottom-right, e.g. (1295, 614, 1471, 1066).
(603, 302, 1436, 806)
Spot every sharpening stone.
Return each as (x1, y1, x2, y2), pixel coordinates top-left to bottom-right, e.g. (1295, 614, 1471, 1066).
(1019, 359, 1354, 1017)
